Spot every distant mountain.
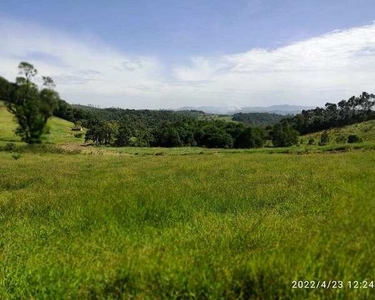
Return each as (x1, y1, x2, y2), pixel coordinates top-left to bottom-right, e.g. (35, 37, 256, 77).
(177, 105, 314, 115)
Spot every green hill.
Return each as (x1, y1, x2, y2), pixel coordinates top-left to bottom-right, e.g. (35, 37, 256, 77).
(301, 120, 375, 145)
(0, 101, 85, 146)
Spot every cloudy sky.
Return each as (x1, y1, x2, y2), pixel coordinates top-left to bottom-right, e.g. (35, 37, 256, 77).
(1, 0, 375, 109)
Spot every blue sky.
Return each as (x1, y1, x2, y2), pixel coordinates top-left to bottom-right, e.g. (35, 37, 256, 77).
(1, 0, 375, 108)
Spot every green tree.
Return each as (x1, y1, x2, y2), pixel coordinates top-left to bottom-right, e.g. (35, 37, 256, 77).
(6, 62, 59, 144)
(85, 121, 119, 145)
(271, 121, 299, 147)
(234, 127, 265, 148)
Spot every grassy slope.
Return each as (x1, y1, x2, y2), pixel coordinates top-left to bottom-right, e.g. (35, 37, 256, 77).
(302, 120, 375, 145)
(0, 101, 85, 145)
(1, 151, 374, 299)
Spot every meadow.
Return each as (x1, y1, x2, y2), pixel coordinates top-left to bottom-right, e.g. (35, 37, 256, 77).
(1, 149, 375, 299)
(1, 101, 375, 299)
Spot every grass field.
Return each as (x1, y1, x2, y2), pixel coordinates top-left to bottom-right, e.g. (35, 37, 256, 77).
(1, 103, 375, 298)
(1, 150, 375, 299)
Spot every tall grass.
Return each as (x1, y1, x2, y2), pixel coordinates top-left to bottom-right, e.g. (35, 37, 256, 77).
(1, 151, 375, 299)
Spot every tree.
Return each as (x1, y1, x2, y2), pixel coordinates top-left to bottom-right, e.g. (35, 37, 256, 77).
(271, 121, 299, 147)
(6, 62, 59, 144)
(116, 117, 151, 147)
(85, 121, 119, 145)
(234, 127, 265, 148)
(0, 76, 11, 100)
(151, 125, 183, 147)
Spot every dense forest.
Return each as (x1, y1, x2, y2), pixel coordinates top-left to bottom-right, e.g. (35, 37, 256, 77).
(232, 112, 285, 126)
(1, 68, 374, 149)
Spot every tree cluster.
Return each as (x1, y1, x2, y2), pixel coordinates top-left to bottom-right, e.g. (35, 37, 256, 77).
(85, 118, 268, 149)
(289, 92, 375, 134)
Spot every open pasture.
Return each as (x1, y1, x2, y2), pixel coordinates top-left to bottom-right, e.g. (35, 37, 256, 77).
(1, 150, 375, 299)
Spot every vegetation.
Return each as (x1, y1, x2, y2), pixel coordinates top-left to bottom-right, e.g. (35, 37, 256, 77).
(5, 62, 60, 144)
(319, 131, 330, 146)
(302, 119, 375, 146)
(0, 101, 85, 146)
(1, 150, 374, 299)
(83, 119, 269, 149)
(232, 112, 286, 126)
(347, 134, 362, 144)
(289, 92, 375, 134)
(271, 120, 299, 147)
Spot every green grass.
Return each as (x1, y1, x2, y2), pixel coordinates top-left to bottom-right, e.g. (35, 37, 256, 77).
(0, 101, 85, 146)
(302, 120, 375, 145)
(1, 151, 375, 299)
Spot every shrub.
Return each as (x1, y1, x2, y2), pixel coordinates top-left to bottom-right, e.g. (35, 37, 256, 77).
(347, 134, 363, 143)
(319, 131, 330, 146)
(74, 133, 84, 138)
(11, 153, 21, 160)
(5, 143, 17, 151)
(308, 138, 315, 145)
(335, 135, 347, 144)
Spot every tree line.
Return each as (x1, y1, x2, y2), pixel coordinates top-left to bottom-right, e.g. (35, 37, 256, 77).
(85, 118, 269, 148)
(288, 92, 375, 134)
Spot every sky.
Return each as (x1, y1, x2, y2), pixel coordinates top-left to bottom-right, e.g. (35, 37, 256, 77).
(1, 0, 375, 109)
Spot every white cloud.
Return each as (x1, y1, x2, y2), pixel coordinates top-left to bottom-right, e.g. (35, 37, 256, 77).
(1, 17, 375, 109)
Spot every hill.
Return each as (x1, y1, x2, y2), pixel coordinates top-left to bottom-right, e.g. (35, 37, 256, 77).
(302, 119, 375, 145)
(0, 101, 85, 145)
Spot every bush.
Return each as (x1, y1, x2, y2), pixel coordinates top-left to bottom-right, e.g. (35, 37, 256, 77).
(335, 135, 347, 144)
(308, 138, 315, 145)
(4, 143, 17, 151)
(347, 134, 363, 143)
(319, 131, 330, 146)
(11, 153, 21, 160)
(74, 133, 84, 138)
